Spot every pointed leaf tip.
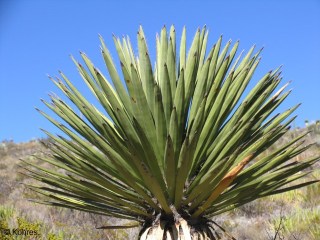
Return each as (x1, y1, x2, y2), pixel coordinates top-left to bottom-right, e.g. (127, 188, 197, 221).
(46, 74, 53, 79)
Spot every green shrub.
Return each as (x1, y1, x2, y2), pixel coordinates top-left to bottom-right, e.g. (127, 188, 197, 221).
(273, 208, 320, 240)
(0, 205, 72, 240)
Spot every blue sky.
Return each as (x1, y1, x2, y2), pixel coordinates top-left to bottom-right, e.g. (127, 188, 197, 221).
(0, 1, 319, 142)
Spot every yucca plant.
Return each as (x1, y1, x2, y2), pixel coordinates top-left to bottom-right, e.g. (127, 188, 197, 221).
(24, 25, 319, 239)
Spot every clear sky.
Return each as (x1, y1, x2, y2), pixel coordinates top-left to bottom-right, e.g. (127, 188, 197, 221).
(1, 0, 319, 142)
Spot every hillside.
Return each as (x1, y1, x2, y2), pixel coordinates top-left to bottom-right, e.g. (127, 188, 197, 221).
(0, 125, 319, 239)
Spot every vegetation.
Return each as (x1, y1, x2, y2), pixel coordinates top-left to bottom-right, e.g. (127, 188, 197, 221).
(0, 140, 131, 239)
(1, 199, 61, 240)
(12, 25, 320, 239)
(0, 135, 319, 239)
(273, 205, 320, 239)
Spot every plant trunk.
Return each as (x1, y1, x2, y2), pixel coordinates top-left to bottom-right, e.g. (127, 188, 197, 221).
(139, 218, 218, 240)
